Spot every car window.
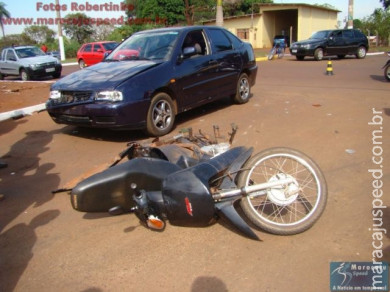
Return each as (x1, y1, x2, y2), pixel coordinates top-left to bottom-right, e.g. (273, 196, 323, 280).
(330, 30, 342, 38)
(310, 31, 331, 39)
(353, 30, 366, 38)
(208, 29, 233, 53)
(182, 30, 209, 56)
(93, 44, 103, 52)
(15, 47, 45, 58)
(102, 42, 117, 51)
(107, 31, 180, 61)
(343, 30, 354, 38)
(84, 44, 92, 52)
(6, 50, 16, 61)
(225, 30, 243, 49)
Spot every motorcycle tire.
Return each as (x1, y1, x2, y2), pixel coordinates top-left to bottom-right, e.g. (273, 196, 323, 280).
(237, 147, 327, 235)
(385, 65, 390, 82)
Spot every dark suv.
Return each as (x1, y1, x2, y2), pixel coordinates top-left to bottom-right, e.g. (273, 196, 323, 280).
(290, 29, 369, 61)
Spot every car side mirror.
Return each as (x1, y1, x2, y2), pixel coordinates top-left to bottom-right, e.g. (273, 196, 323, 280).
(177, 47, 197, 64)
(183, 46, 196, 57)
(103, 52, 109, 59)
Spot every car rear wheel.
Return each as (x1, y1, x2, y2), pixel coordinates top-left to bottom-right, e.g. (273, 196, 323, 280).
(314, 48, 324, 61)
(356, 46, 367, 59)
(233, 73, 250, 104)
(79, 59, 86, 69)
(146, 92, 175, 137)
(20, 69, 30, 81)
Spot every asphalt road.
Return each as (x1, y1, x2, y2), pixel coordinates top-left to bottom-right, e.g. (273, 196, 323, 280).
(0, 54, 389, 292)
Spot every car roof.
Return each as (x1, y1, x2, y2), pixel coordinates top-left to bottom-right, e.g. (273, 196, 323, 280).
(134, 25, 224, 35)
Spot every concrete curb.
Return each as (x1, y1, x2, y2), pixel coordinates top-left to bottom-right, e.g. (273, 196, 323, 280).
(0, 103, 46, 122)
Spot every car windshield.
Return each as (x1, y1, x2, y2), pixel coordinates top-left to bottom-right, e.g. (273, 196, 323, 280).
(15, 47, 46, 58)
(106, 31, 179, 61)
(310, 31, 331, 39)
(102, 42, 118, 51)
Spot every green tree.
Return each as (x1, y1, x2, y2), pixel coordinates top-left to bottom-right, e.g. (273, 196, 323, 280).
(380, 0, 389, 9)
(360, 8, 390, 46)
(23, 25, 56, 44)
(0, 2, 11, 38)
(125, 0, 185, 25)
(0, 33, 34, 48)
(63, 13, 93, 44)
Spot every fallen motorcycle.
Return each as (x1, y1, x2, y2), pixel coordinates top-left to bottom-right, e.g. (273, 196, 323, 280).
(58, 125, 327, 240)
(383, 52, 390, 82)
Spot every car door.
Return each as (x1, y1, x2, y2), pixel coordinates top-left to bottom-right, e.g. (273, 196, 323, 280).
(327, 30, 346, 55)
(342, 30, 356, 55)
(2, 49, 19, 76)
(82, 44, 93, 65)
(173, 29, 218, 109)
(205, 28, 241, 99)
(92, 44, 104, 65)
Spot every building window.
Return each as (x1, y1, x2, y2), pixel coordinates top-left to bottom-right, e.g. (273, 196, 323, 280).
(237, 29, 249, 40)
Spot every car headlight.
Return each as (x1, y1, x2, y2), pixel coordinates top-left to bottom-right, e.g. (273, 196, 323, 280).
(95, 90, 123, 102)
(50, 90, 61, 100)
(302, 44, 312, 49)
(29, 64, 41, 70)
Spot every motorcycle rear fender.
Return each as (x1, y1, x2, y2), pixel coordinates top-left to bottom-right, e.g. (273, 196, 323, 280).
(71, 157, 181, 212)
(162, 147, 250, 227)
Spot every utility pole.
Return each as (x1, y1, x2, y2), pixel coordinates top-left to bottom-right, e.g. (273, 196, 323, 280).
(55, 0, 65, 61)
(347, 0, 354, 29)
(216, 0, 223, 27)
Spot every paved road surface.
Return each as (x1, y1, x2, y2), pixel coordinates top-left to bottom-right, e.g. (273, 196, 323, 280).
(0, 54, 389, 292)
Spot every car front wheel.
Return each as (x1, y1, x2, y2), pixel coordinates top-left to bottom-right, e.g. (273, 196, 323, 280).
(146, 92, 175, 136)
(314, 48, 324, 61)
(356, 46, 367, 59)
(20, 69, 30, 81)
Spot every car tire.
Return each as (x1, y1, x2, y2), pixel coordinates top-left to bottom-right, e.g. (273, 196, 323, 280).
(356, 46, 367, 59)
(146, 92, 175, 137)
(52, 72, 61, 79)
(79, 59, 86, 69)
(233, 73, 250, 104)
(296, 56, 304, 61)
(314, 48, 324, 61)
(20, 69, 30, 81)
(0, 72, 4, 80)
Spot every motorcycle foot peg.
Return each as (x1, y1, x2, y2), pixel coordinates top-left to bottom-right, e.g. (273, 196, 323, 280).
(108, 206, 124, 216)
(146, 215, 165, 230)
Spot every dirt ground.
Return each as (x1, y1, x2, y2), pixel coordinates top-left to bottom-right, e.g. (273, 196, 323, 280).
(0, 55, 389, 292)
(0, 81, 51, 112)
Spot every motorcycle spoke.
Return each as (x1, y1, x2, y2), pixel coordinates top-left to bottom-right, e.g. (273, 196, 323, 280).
(245, 154, 321, 226)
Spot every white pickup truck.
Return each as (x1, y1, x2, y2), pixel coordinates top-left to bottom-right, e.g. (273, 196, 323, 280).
(0, 46, 62, 81)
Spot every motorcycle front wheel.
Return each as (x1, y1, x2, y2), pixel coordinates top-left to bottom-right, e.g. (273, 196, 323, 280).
(237, 147, 327, 235)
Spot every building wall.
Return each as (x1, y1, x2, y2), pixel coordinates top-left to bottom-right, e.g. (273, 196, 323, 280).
(204, 4, 338, 49)
(220, 15, 262, 48)
(298, 7, 338, 40)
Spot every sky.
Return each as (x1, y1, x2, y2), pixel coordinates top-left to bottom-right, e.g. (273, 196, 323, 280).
(1, 0, 384, 36)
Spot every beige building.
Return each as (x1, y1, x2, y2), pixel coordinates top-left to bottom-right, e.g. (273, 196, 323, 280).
(204, 3, 340, 48)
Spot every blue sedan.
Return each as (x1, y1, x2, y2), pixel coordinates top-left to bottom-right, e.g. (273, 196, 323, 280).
(46, 26, 258, 136)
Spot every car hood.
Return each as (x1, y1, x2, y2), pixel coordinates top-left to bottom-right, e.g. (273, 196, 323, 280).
(51, 60, 162, 91)
(292, 39, 324, 46)
(21, 55, 59, 65)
